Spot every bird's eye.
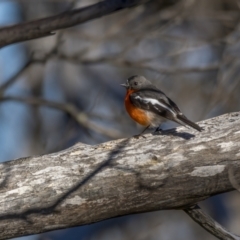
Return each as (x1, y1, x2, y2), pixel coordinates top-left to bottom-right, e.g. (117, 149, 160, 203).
(134, 82, 138, 86)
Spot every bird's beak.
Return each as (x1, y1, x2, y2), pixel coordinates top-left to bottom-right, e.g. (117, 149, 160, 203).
(121, 83, 129, 88)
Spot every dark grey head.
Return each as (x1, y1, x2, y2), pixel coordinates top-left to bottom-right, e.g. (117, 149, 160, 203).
(121, 75, 153, 90)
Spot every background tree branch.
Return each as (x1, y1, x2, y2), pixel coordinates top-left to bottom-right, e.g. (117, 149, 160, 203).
(0, 0, 149, 48)
(0, 111, 239, 239)
(0, 95, 123, 139)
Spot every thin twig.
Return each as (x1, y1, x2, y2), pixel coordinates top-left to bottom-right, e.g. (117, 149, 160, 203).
(0, 58, 33, 94)
(0, 33, 63, 93)
(57, 52, 220, 73)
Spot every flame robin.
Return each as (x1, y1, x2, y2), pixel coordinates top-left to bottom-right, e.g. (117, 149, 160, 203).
(121, 75, 202, 136)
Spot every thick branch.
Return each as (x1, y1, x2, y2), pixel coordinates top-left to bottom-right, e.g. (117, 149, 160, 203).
(0, 0, 149, 48)
(0, 112, 240, 239)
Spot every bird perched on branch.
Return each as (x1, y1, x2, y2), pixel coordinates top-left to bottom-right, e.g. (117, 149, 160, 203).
(121, 75, 202, 136)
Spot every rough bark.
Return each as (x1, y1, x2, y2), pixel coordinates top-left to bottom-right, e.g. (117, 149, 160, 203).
(0, 0, 149, 48)
(0, 112, 240, 239)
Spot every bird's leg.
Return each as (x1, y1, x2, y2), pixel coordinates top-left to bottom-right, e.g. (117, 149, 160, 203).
(141, 125, 151, 134)
(154, 125, 163, 133)
(133, 125, 150, 139)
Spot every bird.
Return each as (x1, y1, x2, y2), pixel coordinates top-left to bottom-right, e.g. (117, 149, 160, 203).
(121, 75, 202, 136)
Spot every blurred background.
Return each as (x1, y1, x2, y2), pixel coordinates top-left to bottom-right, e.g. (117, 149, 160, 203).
(0, 0, 239, 239)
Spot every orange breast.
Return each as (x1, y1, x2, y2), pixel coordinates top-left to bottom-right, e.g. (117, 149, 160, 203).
(124, 90, 150, 126)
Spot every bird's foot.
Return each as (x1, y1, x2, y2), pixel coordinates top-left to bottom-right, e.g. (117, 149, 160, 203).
(133, 134, 146, 139)
(154, 127, 163, 133)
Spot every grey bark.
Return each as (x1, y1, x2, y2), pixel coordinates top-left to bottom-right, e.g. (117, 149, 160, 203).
(0, 112, 240, 239)
(185, 205, 240, 240)
(0, 0, 149, 48)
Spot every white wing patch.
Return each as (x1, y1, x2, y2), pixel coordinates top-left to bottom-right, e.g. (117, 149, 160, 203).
(134, 96, 176, 115)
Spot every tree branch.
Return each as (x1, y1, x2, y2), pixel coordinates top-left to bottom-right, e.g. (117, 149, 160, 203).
(0, 33, 65, 94)
(0, 95, 123, 139)
(184, 205, 240, 240)
(0, 0, 149, 48)
(0, 112, 240, 239)
(56, 53, 220, 74)
(0, 58, 33, 94)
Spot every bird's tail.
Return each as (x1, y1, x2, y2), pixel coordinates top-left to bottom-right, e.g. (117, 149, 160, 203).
(176, 114, 202, 132)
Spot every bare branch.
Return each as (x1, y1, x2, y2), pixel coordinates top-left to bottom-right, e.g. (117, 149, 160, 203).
(0, 95, 123, 139)
(0, 34, 64, 94)
(0, 112, 240, 239)
(56, 53, 220, 74)
(0, 55, 53, 95)
(184, 205, 240, 240)
(0, 0, 149, 48)
(0, 58, 33, 94)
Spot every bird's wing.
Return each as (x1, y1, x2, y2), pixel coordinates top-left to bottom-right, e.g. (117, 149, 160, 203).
(130, 89, 202, 132)
(130, 89, 179, 117)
